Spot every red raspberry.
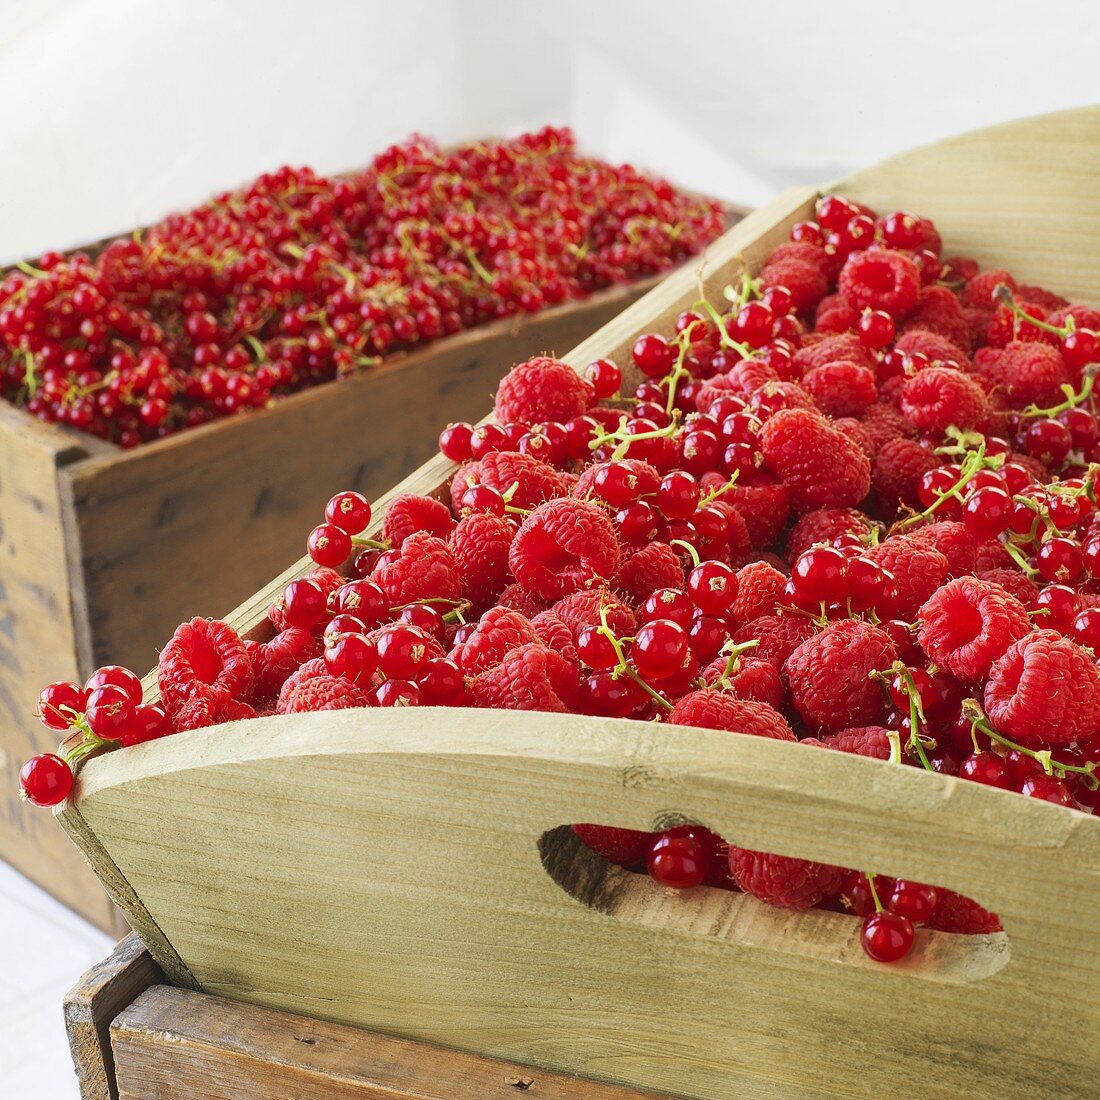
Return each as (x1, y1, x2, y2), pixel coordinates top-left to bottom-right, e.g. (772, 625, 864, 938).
(977, 567, 1039, 608)
(572, 458, 660, 503)
(700, 655, 784, 710)
(760, 408, 871, 514)
(281, 673, 370, 714)
(276, 657, 328, 712)
(509, 498, 621, 600)
(1017, 283, 1069, 311)
(571, 824, 653, 868)
(926, 889, 1002, 934)
(449, 511, 515, 607)
(804, 725, 897, 761)
(1047, 303, 1100, 332)
(727, 848, 845, 910)
(450, 605, 541, 673)
(866, 536, 948, 620)
(895, 326, 972, 369)
(468, 643, 580, 712)
(761, 253, 828, 312)
(550, 587, 637, 639)
(897, 288, 972, 354)
(917, 576, 1030, 683)
(494, 356, 592, 426)
(814, 293, 859, 334)
(801, 360, 877, 418)
(984, 629, 1100, 746)
(381, 493, 454, 545)
(700, 359, 778, 402)
(899, 367, 988, 434)
(248, 627, 321, 703)
(733, 614, 817, 671)
(497, 582, 550, 618)
(158, 617, 252, 717)
(530, 611, 580, 665)
(720, 480, 791, 549)
(963, 306, 994, 347)
(667, 689, 796, 740)
(838, 249, 920, 317)
(872, 438, 940, 511)
(750, 379, 817, 415)
(617, 541, 685, 603)
(707, 500, 752, 563)
(372, 531, 463, 607)
(961, 269, 1016, 309)
(175, 693, 256, 731)
(786, 619, 897, 731)
(792, 333, 875, 375)
(729, 560, 786, 625)
(833, 417, 876, 461)
(943, 255, 980, 282)
(450, 451, 567, 514)
(907, 521, 986, 577)
(971, 341, 1071, 408)
(986, 300, 1054, 349)
(785, 507, 870, 562)
(859, 400, 916, 453)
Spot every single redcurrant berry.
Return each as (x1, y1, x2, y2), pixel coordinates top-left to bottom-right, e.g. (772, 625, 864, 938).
(283, 579, 328, 629)
(888, 881, 938, 923)
(1034, 584, 1080, 631)
(1071, 607, 1100, 650)
(844, 873, 894, 918)
(687, 561, 739, 615)
(687, 614, 729, 661)
(398, 603, 446, 641)
(307, 523, 352, 568)
(375, 679, 421, 707)
(816, 195, 857, 232)
(118, 704, 172, 747)
(577, 625, 619, 671)
(439, 422, 475, 462)
(1061, 328, 1100, 373)
(330, 580, 387, 626)
(418, 658, 466, 705)
(881, 210, 925, 249)
(324, 633, 378, 685)
(1020, 774, 1075, 806)
(632, 333, 675, 379)
(469, 423, 508, 459)
(325, 491, 372, 535)
(85, 665, 143, 705)
(1036, 537, 1085, 583)
(375, 624, 433, 680)
(615, 500, 660, 544)
(19, 753, 74, 807)
(648, 827, 709, 889)
(640, 588, 695, 627)
(1024, 418, 1072, 466)
(792, 546, 848, 603)
(36, 681, 87, 731)
(85, 685, 135, 741)
(962, 485, 1013, 538)
(632, 619, 689, 680)
(861, 911, 915, 963)
(858, 309, 895, 350)
(583, 358, 622, 399)
(657, 470, 699, 520)
(579, 671, 643, 718)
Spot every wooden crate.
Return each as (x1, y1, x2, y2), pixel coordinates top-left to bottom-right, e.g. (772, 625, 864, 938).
(66, 934, 663, 1100)
(2, 207, 744, 934)
(55, 107, 1100, 1098)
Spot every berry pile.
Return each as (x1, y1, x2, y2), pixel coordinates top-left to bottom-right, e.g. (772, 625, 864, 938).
(0, 128, 721, 446)
(24, 193, 1100, 966)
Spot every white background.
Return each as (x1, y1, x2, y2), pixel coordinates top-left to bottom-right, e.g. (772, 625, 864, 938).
(0, 1, 1098, 1095)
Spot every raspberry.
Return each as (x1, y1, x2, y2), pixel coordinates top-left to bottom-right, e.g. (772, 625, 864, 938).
(761, 254, 828, 312)
(971, 341, 1071, 408)
(281, 674, 370, 714)
(1018, 283, 1069, 310)
(158, 617, 252, 717)
(792, 333, 874, 375)
(1048, 303, 1100, 332)
(986, 300, 1053, 349)
(667, 689, 795, 740)
(895, 325, 971, 368)
(926, 889, 1002, 934)
(984, 629, 1100, 746)
(530, 610, 580, 665)
(450, 605, 541, 673)
(897, 288, 972, 353)
(963, 306, 994, 347)
(786, 619, 897, 731)
(571, 824, 652, 868)
(801, 360, 877, 418)
(814, 293, 859, 334)
(450, 451, 566, 514)
(449, 511, 515, 607)
(866, 536, 948, 620)
(729, 560, 786, 625)
(372, 531, 463, 607)
(249, 628, 321, 703)
(785, 507, 870, 562)
(509, 498, 621, 600)
(550, 587, 637, 640)
(493, 356, 592, 426)
(276, 657, 328, 712)
(833, 417, 875, 461)
(175, 693, 256, 731)
(381, 493, 455, 545)
(961, 269, 1016, 309)
(732, 614, 817, 671)
(701, 358, 778, 402)
(899, 367, 988, 434)
(708, 500, 752, 562)
(701, 655, 784, 709)
(468, 643, 580, 712)
(727, 848, 845, 910)
(497, 582, 549, 618)
(977, 567, 1039, 608)
(859, 401, 915, 453)
(617, 541, 685, 603)
(838, 249, 920, 317)
(804, 725, 897, 761)
(751, 379, 817, 415)
(759, 408, 871, 514)
(907, 521, 986, 577)
(872, 438, 940, 512)
(943, 255, 980, 282)
(720, 480, 791, 549)
(917, 577, 1030, 682)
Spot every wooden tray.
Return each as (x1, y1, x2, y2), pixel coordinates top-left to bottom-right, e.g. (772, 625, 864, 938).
(57, 108, 1100, 1098)
(1, 197, 740, 933)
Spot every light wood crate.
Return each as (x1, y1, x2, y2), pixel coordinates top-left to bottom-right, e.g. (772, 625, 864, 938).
(56, 108, 1100, 1098)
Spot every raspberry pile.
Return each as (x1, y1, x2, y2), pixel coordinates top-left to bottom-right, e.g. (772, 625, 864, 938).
(0, 128, 721, 446)
(24, 193, 1100, 967)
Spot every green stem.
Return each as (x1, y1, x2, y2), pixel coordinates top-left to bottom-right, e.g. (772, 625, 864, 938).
(895, 442, 988, 532)
(1021, 366, 1097, 420)
(866, 873, 884, 913)
(669, 538, 701, 570)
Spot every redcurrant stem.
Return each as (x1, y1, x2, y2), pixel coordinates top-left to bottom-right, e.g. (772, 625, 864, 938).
(669, 538, 701, 569)
(713, 639, 760, 687)
(351, 536, 390, 551)
(622, 666, 674, 712)
(885, 730, 903, 765)
(699, 471, 740, 506)
(1002, 537, 1040, 579)
(691, 295, 754, 358)
(244, 334, 268, 362)
(464, 249, 493, 285)
(597, 606, 673, 713)
(895, 441, 988, 532)
(1021, 366, 1097, 420)
(994, 284, 1075, 339)
(15, 259, 47, 279)
(866, 873, 885, 913)
(662, 327, 697, 417)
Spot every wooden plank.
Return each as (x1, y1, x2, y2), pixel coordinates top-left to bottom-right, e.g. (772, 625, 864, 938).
(63, 933, 163, 1100)
(111, 984, 664, 1100)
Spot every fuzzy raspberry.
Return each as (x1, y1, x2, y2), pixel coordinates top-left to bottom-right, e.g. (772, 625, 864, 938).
(1048, 303, 1100, 332)
(838, 249, 920, 318)
(158, 617, 252, 717)
(174, 692, 256, 732)
(249, 628, 321, 703)
(899, 367, 988, 434)
(986, 300, 1055, 349)
(943, 255, 980, 282)
(984, 629, 1100, 746)
(571, 824, 653, 868)
(372, 531, 463, 608)
(895, 325, 971, 368)
(971, 341, 1071, 408)
(804, 725, 897, 761)
(450, 605, 542, 673)
(801, 360, 877, 418)
(382, 493, 455, 545)
(907, 521, 987, 577)
(961, 269, 1016, 309)
(701, 656, 784, 710)
(792, 333, 875, 376)
(917, 577, 1030, 683)
(866, 536, 949, 620)
(510, 498, 621, 600)
(449, 511, 515, 607)
(963, 306, 994, 347)
(617, 541, 685, 603)
(786, 619, 897, 731)
(729, 561, 786, 625)
(497, 582, 549, 618)
(833, 418, 875, 461)
(761, 253, 828, 312)
(275, 657, 328, 713)
(282, 673, 371, 714)
(859, 400, 916, 453)
(550, 587, 637, 640)
(572, 458, 660, 503)
(530, 610, 580, 665)
(704, 500, 751, 563)
(468, 643, 580, 712)
(814, 293, 859, 334)
(751, 380, 818, 416)
(872, 438, 940, 512)
(927, 890, 1002, 934)
(760, 408, 871, 515)
(897, 288, 972, 354)
(732, 614, 817, 671)
(727, 848, 845, 911)
(977, 567, 1039, 608)
(450, 451, 567, 514)
(785, 507, 871, 562)
(667, 689, 796, 740)
(494, 356, 592, 426)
